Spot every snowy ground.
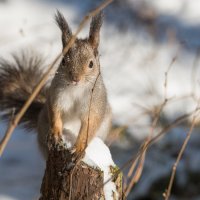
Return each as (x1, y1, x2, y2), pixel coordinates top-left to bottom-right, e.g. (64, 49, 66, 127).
(1, 0, 200, 199)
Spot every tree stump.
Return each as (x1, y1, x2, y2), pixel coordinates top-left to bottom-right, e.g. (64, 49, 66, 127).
(39, 138, 124, 200)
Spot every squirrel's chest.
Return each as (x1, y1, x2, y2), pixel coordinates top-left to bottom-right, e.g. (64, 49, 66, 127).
(55, 87, 90, 140)
(56, 86, 89, 115)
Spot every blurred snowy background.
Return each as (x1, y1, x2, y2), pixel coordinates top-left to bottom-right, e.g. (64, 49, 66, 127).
(1, 0, 200, 199)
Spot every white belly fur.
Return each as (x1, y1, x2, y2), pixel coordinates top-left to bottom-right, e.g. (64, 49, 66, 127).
(61, 117, 81, 149)
(56, 86, 109, 148)
(63, 118, 81, 137)
(56, 86, 85, 148)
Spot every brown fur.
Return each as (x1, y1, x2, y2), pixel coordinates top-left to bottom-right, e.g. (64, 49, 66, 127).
(48, 104, 63, 140)
(0, 53, 48, 130)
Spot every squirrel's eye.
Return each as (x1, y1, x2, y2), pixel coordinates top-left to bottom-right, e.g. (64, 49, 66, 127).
(89, 61, 93, 68)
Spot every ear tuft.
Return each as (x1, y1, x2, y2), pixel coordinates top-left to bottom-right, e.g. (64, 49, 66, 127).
(89, 11, 104, 52)
(55, 10, 72, 48)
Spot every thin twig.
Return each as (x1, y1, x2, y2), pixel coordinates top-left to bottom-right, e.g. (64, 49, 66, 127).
(124, 101, 196, 197)
(164, 55, 177, 98)
(125, 55, 177, 196)
(67, 0, 114, 198)
(69, 157, 83, 200)
(69, 72, 100, 200)
(130, 93, 194, 126)
(86, 73, 101, 148)
(191, 48, 200, 99)
(107, 126, 127, 147)
(0, 0, 113, 157)
(88, 109, 196, 199)
(125, 102, 165, 195)
(163, 108, 199, 200)
(0, 54, 61, 156)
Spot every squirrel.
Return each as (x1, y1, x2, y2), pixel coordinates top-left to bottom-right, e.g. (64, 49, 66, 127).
(0, 11, 112, 158)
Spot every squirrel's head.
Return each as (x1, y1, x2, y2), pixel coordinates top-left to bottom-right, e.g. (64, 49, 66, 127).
(55, 10, 103, 86)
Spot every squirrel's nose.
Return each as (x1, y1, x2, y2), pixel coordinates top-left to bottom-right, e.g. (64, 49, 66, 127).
(71, 76, 80, 85)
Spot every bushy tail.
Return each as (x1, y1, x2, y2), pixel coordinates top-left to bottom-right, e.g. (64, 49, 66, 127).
(0, 53, 48, 131)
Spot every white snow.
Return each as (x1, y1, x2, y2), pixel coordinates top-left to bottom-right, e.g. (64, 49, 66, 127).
(83, 137, 119, 200)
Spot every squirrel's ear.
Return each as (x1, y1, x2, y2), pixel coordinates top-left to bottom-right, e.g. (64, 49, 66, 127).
(89, 11, 103, 52)
(55, 10, 72, 49)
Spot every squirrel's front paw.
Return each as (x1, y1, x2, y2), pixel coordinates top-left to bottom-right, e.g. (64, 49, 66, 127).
(69, 147, 84, 162)
(69, 143, 86, 162)
(51, 126, 62, 141)
(47, 133, 68, 151)
(47, 127, 63, 150)
(73, 143, 86, 156)
(69, 146, 76, 154)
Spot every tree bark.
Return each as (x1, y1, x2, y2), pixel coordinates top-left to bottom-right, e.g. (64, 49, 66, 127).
(39, 142, 124, 200)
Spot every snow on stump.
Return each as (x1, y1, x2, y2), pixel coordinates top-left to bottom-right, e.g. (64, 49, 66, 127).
(39, 137, 124, 200)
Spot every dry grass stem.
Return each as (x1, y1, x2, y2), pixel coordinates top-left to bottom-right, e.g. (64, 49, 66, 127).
(107, 126, 127, 146)
(90, 109, 196, 199)
(163, 107, 199, 200)
(68, 71, 101, 199)
(124, 110, 196, 197)
(0, 54, 61, 156)
(191, 48, 200, 98)
(125, 150, 145, 196)
(164, 55, 177, 98)
(125, 55, 177, 197)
